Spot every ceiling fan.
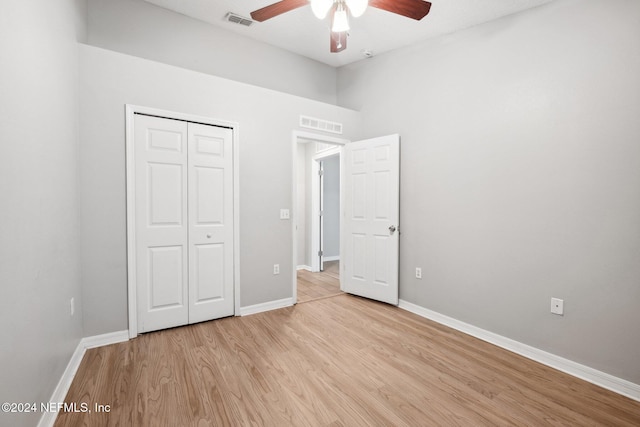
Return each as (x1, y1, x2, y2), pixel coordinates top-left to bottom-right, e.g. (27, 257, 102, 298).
(250, 0, 432, 53)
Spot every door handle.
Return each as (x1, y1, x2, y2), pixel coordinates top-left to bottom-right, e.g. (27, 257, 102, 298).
(389, 225, 396, 235)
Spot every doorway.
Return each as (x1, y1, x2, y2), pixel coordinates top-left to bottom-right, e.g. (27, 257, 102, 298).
(292, 131, 348, 304)
(292, 132, 401, 306)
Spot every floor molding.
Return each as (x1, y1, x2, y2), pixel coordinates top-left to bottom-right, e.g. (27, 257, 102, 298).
(398, 300, 640, 402)
(38, 330, 129, 427)
(239, 297, 294, 316)
(323, 256, 340, 262)
(82, 330, 130, 349)
(296, 265, 312, 271)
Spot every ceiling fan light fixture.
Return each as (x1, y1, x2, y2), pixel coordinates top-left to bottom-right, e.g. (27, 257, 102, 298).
(345, 0, 368, 18)
(310, 0, 333, 19)
(249, 0, 433, 54)
(332, 4, 350, 32)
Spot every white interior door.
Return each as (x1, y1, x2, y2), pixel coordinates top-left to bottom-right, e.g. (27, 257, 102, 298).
(134, 114, 234, 333)
(187, 123, 234, 323)
(342, 134, 400, 305)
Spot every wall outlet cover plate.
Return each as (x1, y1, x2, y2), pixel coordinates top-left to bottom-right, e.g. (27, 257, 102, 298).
(551, 297, 564, 315)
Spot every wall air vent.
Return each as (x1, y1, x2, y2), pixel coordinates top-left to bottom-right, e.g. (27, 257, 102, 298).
(299, 115, 343, 135)
(224, 12, 254, 27)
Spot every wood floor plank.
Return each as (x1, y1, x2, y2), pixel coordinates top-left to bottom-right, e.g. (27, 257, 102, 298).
(55, 294, 640, 426)
(297, 261, 342, 303)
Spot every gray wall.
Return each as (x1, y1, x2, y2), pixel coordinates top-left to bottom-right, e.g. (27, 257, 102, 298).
(86, 0, 338, 104)
(79, 45, 360, 335)
(322, 155, 340, 258)
(0, 0, 86, 426)
(337, 0, 640, 384)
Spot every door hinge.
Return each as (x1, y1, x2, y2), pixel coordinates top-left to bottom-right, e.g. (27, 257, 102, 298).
(318, 250, 323, 256)
(318, 169, 324, 176)
(318, 210, 324, 216)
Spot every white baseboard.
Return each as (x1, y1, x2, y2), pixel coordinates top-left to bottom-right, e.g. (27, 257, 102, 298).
(81, 330, 130, 349)
(296, 265, 312, 271)
(240, 297, 294, 316)
(38, 330, 129, 427)
(37, 341, 86, 427)
(323, 256, 340, 262)
(398, 300, 640, 402)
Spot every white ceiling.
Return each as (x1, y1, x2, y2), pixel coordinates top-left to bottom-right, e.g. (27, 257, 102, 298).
(143, 0, 553, 67)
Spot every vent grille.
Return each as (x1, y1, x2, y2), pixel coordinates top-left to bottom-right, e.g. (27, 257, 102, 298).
(299, 115, 343, 135)
(224, 12, 254, 27)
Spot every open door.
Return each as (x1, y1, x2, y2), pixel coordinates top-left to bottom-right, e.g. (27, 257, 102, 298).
(342, 134, 400, 305)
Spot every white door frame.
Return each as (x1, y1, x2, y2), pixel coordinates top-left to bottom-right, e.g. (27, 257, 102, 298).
(125, 105, 241, 338)
(291, 130, 348, 303)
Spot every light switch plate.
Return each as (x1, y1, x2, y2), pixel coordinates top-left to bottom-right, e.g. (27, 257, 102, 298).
(280, 209, 290, 220)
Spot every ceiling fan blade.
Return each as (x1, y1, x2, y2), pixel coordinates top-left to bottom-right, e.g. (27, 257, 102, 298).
(330, 31, 348, 53)
(369, 0, 432, 20)
(250, 0, 308, 22)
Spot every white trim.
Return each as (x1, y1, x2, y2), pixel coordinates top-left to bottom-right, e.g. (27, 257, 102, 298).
(125, 105, 241, 337)
(398, 300, 640, 402)
(339, 151, 345, 292)
(81, 330, 130, 349)
(313, 144, 342, 159)
(125, 105, 137, 338)
(310, 158, 321, 272)
(297, 265, 312, 271)
(38, 331, 129, 427)
(38, 343, 85, 427)
(239, 298, 294, 316)
(292, 130, 349, 305)
(323, 256, 340, 262)
(294, 130, 350, 145)
(232, 124, 241, 317)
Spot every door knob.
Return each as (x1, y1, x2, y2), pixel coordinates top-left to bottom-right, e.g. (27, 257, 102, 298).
(389, 225, 396, 234)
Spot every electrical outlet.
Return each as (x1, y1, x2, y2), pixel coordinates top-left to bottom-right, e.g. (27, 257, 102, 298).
(273, 264, 280, 275)
(70, 297, 75, 316)
(551, 297, 564, 315)
(415, 267, 422, 279)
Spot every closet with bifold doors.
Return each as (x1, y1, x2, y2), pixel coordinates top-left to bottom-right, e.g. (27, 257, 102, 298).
(132, 113, 234, 333)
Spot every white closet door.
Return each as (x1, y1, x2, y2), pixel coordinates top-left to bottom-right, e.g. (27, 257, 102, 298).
(134, 115, 234, 334)
(187, 123, 234, 323)
(135, 114, 189, 333)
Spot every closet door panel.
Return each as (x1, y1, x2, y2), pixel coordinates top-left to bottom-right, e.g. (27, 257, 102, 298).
(188, 123, 235, 323)
(134, 115, 189, 333)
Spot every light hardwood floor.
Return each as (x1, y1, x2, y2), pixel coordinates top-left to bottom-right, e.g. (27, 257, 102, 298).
(297, 261, 342, 303)
(55, 294, 640, 426)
